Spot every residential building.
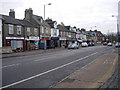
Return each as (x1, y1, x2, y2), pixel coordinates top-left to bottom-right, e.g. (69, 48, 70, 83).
(24, 8, 51, 49)
(65, 26, 77, 43)
(46, 18, 59, 48)
(18, 20, 39, 50)
(57, 24, 70, 48)
(2, 9, 25, 51)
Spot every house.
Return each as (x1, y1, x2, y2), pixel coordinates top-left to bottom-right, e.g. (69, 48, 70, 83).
(18, 20, 40, 50)
(57, 24, 70, 48)
(46, 18, 59, 48)
(1, 9, 25, 51)
(65, 26, 77, 43)
(24, 8, 51, 49)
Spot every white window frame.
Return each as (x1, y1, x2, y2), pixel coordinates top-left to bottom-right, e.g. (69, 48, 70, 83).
(42, 26, 44, 34)
(27, 27, 30, 36)
(9, 24, 14, 34)
(17, 26, 21, 35)
(46, 27, 48, 34)
(34, 28, 38, 36)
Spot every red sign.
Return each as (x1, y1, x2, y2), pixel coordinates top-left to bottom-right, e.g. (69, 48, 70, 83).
(41, 37, 51, 40)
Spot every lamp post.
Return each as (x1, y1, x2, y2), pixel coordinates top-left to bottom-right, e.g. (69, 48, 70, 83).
(44, 3, 51, 50)
(112, 15, 119, 42)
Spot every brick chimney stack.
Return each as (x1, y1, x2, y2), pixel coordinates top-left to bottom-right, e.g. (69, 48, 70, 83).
(25, 8, 33, 21)
(9, 9, 15, 18)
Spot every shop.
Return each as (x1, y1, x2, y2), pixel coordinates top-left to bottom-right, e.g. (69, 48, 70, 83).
(6, 37, 24, 51)
(51, 37, 59, 48)
(40, 36, 51, 49)
(59, 37, 67, 48)
(26, 36, 39, 50)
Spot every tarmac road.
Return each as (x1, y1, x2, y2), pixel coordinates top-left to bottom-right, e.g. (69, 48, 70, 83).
(2, 46, 117, 88)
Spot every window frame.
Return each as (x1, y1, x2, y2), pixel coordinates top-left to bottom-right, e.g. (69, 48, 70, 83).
(9, 24, 14, 34)
(17, 26, 21, 35)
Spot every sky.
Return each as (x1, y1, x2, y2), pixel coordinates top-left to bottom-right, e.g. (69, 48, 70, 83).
(0, 0, 119, 34)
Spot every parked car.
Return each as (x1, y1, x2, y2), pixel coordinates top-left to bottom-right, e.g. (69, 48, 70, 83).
(103, 42, 107, 45)
(107, 42, 112, 46)
(81, 42, 88, 47)
(68, 43, 79, 49)
(88, 42, 92, 46)
(91, 42, 95, 46)
(115, 42, 120, 47)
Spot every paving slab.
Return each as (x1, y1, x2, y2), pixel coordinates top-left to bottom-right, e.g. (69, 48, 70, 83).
(53, 53, 118, 88)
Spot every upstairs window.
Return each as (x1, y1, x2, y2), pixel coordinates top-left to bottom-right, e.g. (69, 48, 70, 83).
(17, 26, 21, 35)
(27, 27, 30, 36)
(42, 26, 44, 34)
(46, 27, 48, 34)
(9, 24, 14, 34)
(34, 28, 38, 36)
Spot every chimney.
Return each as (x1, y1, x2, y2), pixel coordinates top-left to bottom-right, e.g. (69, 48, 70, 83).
(25, 8, 33, 21)
(9, 9, 15, 18)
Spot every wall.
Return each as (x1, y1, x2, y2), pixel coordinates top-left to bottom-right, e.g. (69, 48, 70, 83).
(0, 15, 2, 47)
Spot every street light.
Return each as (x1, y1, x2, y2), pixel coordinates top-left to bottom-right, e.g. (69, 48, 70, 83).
(112, 15, 119, 42)
(44, 3, 51, 50)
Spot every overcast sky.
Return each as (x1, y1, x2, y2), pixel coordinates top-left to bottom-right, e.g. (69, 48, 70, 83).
(0, 0, 119, 34)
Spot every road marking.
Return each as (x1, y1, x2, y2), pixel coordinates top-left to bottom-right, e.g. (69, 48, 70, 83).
(2, 63, 20, 68)
(1, 52, 98, 89)
(89, 54, 118, 88)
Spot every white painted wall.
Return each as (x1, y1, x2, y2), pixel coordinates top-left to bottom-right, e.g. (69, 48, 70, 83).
(51, 28, 59, 37)
(0, 15, 2, 47)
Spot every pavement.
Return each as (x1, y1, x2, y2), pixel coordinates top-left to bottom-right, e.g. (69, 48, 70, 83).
(53, 53, 118, 88)
(2, 47, 66, 58)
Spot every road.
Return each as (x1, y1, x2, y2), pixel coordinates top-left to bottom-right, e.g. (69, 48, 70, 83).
(2, 46, 118, 88)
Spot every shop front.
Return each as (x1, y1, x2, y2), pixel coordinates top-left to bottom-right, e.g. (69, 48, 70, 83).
(59, 37, 67, 48)
(26, 36, 39, 50)
(40, 35, 51, 49)
(6, 37, 24, 51)
(51, 37, 59, 48)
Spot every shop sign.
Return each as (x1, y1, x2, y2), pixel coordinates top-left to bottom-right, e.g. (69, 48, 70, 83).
(6, 37, 24, 40)
(26, 36, 39, 40)
(59, 37, 66, 40)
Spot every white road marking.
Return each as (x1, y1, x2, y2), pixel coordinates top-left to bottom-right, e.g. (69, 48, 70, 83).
(2, 63, 20, 68)
(1, 52, 98, 89)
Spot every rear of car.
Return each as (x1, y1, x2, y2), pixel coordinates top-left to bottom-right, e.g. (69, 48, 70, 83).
(115, 42, 120, 47)
(68, 43, 79, 49)
(107, 43, 112, 46)
(81, 42, 88, 47)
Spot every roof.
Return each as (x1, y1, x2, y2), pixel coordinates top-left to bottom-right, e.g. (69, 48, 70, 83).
(65, 26, 76, 33)
(46, 20, 56, 28)
(1, 14, 23, 25)
(57, 25, 70, 32)
(32, 15, 50, 27)
(18, 19, 39, 28)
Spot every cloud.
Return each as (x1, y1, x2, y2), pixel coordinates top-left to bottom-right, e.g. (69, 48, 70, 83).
(0, 0, 119, 34)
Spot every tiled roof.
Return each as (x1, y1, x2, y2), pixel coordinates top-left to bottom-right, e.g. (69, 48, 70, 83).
(1, 14, 22, 25)
(57, 25, 70, 32)
(18, 19, 39, 28)
(32, 15, 50, 27)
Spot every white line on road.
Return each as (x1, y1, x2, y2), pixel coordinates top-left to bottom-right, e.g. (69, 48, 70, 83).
(1, 52, 98, 89)
(2, 63, 21, 68)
